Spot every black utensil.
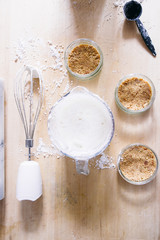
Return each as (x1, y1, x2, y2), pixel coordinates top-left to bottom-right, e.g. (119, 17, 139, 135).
(123, 0, 156, 57)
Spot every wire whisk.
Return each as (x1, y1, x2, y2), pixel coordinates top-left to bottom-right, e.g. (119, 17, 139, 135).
(14, 66, 44, 160)
(14, 66, 44, 201)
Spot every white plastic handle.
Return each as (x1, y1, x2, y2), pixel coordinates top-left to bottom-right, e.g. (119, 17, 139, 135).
(16, 161, 42, 201)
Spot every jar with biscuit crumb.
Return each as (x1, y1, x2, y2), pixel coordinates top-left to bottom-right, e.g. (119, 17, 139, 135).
(64, 38, 103, 80)
(117, 143, 158, 185)
(115, 74, 155, 114)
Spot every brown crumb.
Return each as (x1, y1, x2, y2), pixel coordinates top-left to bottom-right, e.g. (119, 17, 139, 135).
(120, 145, 157, 182)
(118, 77, 152, 110)
(68, 44, 100, 74)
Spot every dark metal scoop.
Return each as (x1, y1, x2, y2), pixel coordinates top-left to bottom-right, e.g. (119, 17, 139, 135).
(123, 0, 156, 57)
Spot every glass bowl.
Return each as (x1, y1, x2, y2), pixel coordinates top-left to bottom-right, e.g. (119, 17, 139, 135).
(48, 86, 115, 160)
(48, 86, 115, 175)
(64, 38, 103, 80)
(117, 143, 159, 185)
(115, 73, 156, 114)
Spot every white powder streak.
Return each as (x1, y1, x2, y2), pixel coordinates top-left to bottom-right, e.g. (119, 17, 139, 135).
(13, 36, 72, 99)
(34, 139, 115, 170)
(35, 138, 62, 158)
(95, 152, 115, 169)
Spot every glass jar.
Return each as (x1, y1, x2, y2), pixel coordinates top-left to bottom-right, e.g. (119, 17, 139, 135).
(64, 38, 103, 80)
(117, 143, 159, 185)
(48, 87, 114, 175)
(115, 73, 156, 114)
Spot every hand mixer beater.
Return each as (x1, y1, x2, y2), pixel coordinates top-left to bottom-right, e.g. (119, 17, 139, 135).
(14, 66, 44, 201)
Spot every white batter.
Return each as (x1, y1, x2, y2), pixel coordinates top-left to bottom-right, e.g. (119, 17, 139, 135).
(48, 88, 114, 159)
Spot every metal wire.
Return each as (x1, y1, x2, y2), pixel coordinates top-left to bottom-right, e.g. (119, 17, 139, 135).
(14, 66, 44, 160)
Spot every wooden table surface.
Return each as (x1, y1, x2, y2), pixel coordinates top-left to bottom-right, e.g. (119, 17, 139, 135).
(0, 0, 160, 239)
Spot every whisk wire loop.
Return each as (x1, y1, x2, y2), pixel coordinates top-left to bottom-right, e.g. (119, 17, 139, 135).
(14, 66, 44, 154)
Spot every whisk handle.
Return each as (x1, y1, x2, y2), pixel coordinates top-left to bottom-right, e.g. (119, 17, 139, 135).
(25, 139, 34, 161)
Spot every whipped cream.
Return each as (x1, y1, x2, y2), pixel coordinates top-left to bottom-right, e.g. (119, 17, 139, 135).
(48, 87, 114, 160)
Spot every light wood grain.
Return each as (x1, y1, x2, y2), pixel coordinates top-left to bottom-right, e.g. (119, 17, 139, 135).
(0, 0, 160, 239)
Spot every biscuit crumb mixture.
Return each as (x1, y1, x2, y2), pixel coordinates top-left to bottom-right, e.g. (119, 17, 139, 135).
(68, 44, 100, 74)
(118, 77, 152, 110)
(120, 145, 157, 182)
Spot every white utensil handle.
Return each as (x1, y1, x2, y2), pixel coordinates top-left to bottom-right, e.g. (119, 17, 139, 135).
(16, 161, 42, 201)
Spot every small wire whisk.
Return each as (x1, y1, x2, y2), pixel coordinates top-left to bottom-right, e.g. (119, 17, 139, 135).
(14, 66, 44, 159)
(14, 66, 44, 201)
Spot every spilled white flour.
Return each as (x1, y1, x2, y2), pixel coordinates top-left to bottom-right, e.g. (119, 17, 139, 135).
(14, 37, 64, 71)
(13, 36, 72, 98)
(35, 138, 62, 158)
(14, 37, 43, 63)
(34, 138, 115, 170)
(95, 153, 115, 169)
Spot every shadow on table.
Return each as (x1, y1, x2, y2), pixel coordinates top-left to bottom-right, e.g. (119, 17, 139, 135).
(54, 153, 115, 227)
(66, 68, 102, 91)
(69, 0, 106, 38)
(122, 19, 154, 56)
(117, 171, 157, 205)
(20, 196, 43, 232)
(114, 102, 155, 142)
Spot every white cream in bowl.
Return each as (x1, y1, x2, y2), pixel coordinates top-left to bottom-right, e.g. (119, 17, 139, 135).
(48, 87, 114, 162)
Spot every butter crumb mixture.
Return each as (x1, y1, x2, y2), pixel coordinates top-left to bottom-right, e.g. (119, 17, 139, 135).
(118, 77, 152, 110)
(120, 145, 157, 182)
(68, 44, 100, 74)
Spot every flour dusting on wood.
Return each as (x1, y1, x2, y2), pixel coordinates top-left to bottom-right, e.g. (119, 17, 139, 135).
(95, 152, 115, 169)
